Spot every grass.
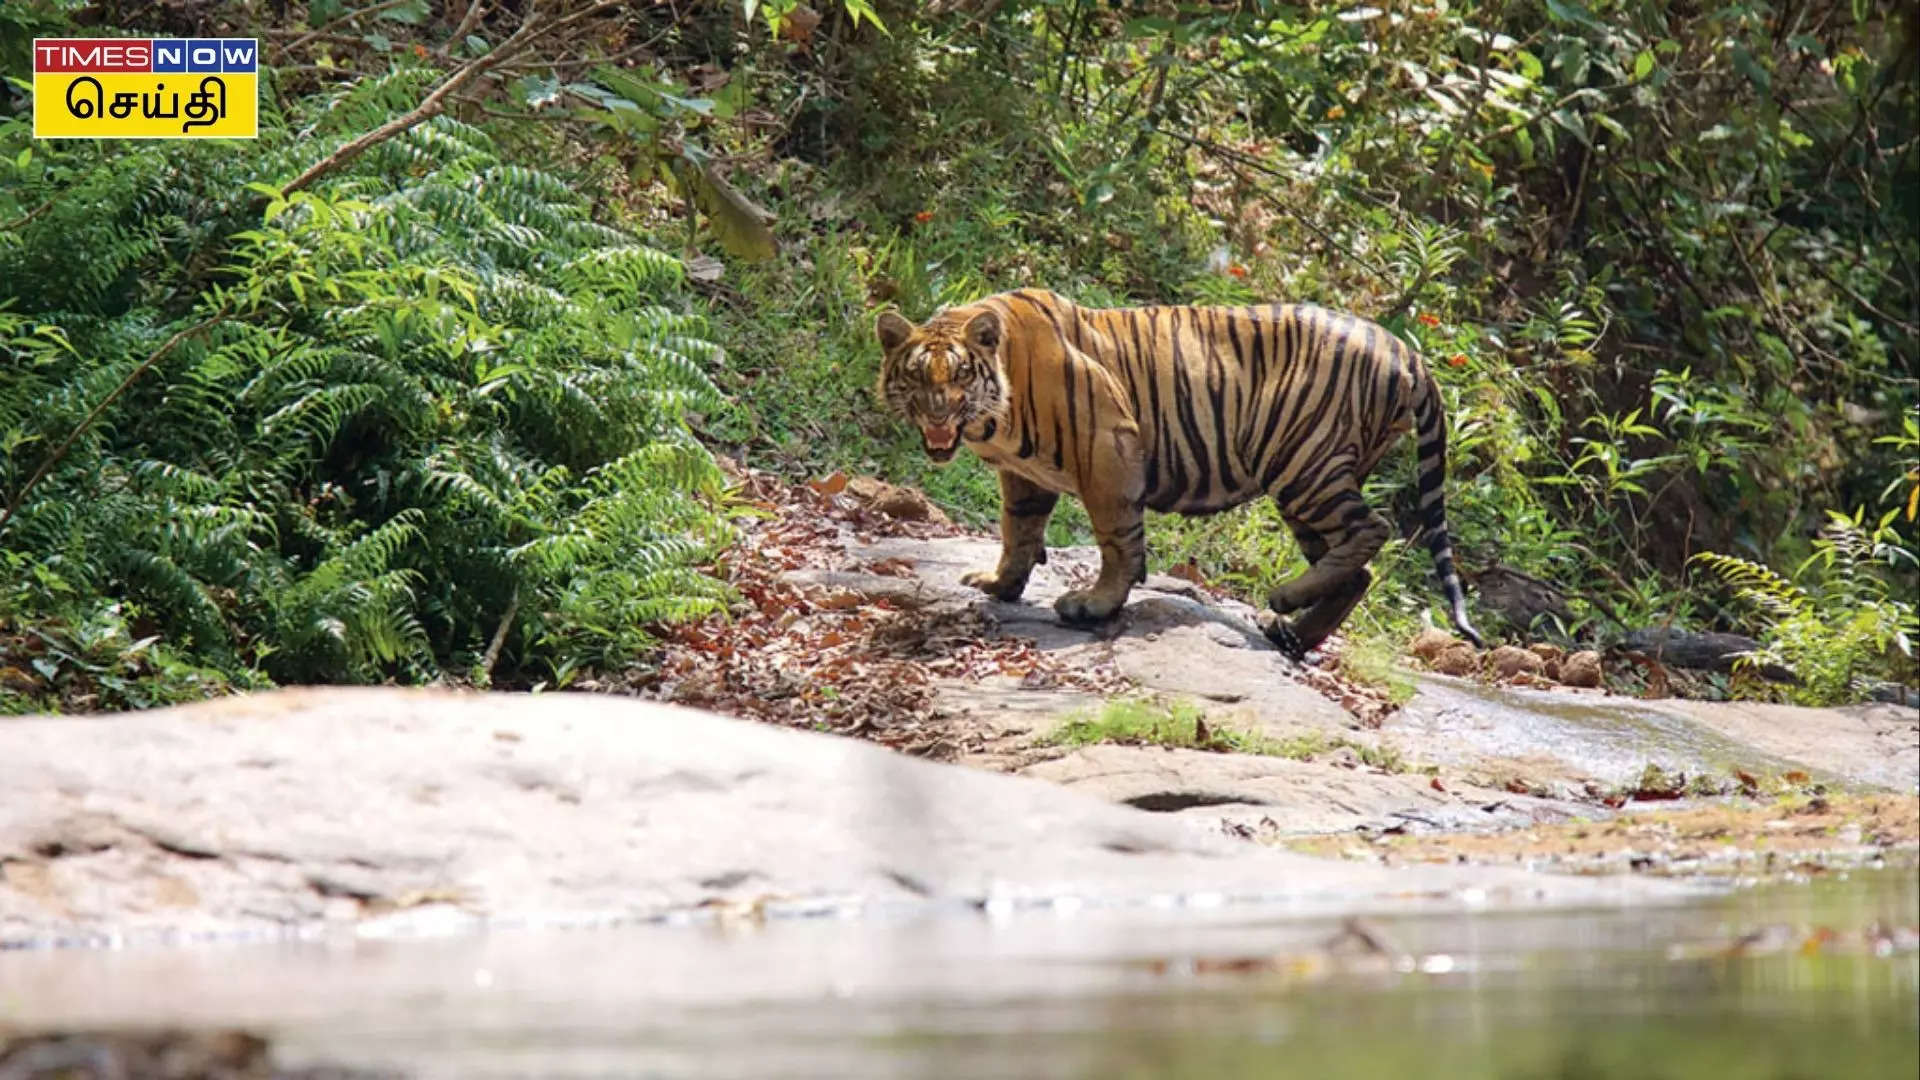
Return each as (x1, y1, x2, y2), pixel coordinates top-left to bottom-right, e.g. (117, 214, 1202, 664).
(1335, 635, 1421, 707)
(1042, 697, 1408, 772)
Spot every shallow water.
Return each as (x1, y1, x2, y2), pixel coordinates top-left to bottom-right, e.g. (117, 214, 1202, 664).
(4, 869, 1914, 1079)
(1389, 675, 1861, 788)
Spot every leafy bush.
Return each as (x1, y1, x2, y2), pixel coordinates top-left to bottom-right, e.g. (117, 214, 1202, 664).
(693, 0, 1916, 677)
(0, 64, 733, 708)
(1693, 510, 1918, 704)
(4, 0, 1916, 710)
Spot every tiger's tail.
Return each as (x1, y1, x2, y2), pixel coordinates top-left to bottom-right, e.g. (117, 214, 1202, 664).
(1410, 362, 1483, 647)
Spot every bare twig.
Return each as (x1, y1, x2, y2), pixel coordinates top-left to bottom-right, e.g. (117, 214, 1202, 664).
(0, 307, 231, 537)
(492, 23, 677, 79)
(1488, 85, 1611, 140)
(266, 30, 385, 51)
(0, 196, 56, 233)
(443, 0, 490, 55)
(274, 63, 368, 81)
(481, 585, 521, 680)
(1379, 265, 1432, 325)
(1802, 249, 1920, 337)
(279, 2, 625, 197)
(275, 0, 418, 58)
(1147, 126, 1396, 284)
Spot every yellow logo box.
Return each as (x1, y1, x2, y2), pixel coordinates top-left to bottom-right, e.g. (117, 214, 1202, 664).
(32, 38, 258, 139)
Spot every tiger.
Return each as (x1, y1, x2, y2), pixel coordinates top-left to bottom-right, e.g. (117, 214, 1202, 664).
(873, 288, 1484, 660)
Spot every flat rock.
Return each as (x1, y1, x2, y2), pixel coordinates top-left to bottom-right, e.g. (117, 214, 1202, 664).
(788, 535, 1353, 736)
(787, 537, 1608, 832)
(0, 687, 1686, 948)
(1392, 674, 1920, 792)
(1019, 744, 1592, 834)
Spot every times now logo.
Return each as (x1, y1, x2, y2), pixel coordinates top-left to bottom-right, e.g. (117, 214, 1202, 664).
(33, 38, 258, 73)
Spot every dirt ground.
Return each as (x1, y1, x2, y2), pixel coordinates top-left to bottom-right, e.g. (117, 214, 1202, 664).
(1280, 793, 1920, 877)
(626, 463, 1919, 872)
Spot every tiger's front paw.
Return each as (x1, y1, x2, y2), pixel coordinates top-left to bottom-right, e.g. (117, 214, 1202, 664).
(1259, 613, 1308, 662)
(962, 569, 1029, 602)
(1054, 588, 1123, 625)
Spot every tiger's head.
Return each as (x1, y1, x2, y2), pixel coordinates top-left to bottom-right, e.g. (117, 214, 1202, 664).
(874, 307, 1007, 464)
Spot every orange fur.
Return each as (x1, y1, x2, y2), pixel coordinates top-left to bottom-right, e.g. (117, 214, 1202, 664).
(875, 288, 1482, 655)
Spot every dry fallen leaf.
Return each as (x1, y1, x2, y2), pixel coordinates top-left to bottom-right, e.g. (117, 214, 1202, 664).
(808, 470, 849, 496)
(1166, 561, 1209, 588)
(684, 254, 725, 284)
(780, 3, 823, 45)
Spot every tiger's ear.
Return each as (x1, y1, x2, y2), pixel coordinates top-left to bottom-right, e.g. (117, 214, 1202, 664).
(875, 311, 914, 354)
(964, 309, 1002, 353)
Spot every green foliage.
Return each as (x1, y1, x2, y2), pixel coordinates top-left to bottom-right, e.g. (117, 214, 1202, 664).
(4, 0, 1916, 710)
(1044, 697, 1406, 769)
(1044, 697, 1304, 757)
(1337, 637, 1420, 708)
(694, 0, 1916, 660)
(0, 62, 733, 706)
(1693, 510, 1918, 704)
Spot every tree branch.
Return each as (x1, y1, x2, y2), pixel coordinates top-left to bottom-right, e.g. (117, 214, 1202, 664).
(279, 1, 625, 197)
(1148, 126, 1396, 284)
(0, 196, 56, 233)
(275, 0, 419, 58)
(481, 585, 520, 681)
(442, 0, 490, 56)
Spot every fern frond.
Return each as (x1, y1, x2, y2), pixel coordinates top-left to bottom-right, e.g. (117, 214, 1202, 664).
(1691, 551, 1809, 624)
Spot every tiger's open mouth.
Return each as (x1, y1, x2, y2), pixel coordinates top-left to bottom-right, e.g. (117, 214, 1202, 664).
(919, 420, 960, 462)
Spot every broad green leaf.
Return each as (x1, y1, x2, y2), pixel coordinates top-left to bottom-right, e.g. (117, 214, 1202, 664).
(515, 75, 562, 110)
(677, 153, 776, 262)
(843, 0, 888, 34)
(1592, 112, 1631, 142)
(1545, 0, 1602, 30)
(378, 0, 431, 25)
(1731, 46, 1771, 94)
(309, 0, 345, 27)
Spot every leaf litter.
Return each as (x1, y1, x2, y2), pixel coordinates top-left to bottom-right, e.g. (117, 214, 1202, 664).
(629, 460, 1131, 759)
(622, 459, 1419, 757)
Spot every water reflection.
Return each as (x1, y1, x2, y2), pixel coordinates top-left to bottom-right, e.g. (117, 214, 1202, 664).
(1, 870, 1912, 1079)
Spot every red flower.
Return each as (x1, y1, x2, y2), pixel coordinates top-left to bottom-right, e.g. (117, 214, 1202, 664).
(1228, 264, 1248, 279)
(1448, 353, 1469, 368)
(914, 211, 934, 224)
(1417, 313, 1441, 328)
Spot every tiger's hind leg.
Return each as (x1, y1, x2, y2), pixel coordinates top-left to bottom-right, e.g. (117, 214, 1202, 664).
(1263, 484, 1390, 659)
(1267, 568, 1375, 660)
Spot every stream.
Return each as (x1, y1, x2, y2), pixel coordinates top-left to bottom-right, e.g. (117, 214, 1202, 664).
(5, 867, 1914, 1079)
